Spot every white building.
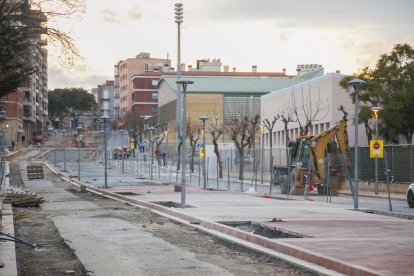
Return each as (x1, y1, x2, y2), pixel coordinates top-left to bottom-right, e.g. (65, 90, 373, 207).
(261, 70, 368, 151)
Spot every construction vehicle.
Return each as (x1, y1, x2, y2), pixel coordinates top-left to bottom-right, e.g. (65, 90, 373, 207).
(32, 131, 44, 143)
(287, 120, 351, 195)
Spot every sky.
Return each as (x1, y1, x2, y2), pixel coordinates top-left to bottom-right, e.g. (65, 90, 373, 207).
(47, 0, 414, 90)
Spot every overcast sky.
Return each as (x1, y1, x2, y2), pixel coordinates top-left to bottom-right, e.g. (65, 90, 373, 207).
(47, 0, 414, 90)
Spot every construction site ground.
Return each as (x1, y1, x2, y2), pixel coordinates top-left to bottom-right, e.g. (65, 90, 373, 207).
(1, 151, 314, 276)
(1, 145, 414, 275)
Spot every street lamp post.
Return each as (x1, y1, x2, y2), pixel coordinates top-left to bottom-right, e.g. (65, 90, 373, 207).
(101, 115, 110, 188)
(371, 106, 383, 195)
(175, 2, 183, 151)
(76, 126, 82, 180)
(120, 129, 125, 174)
(199, 115, 209, 189)
(260, 125, 265, 184)
(177, 78, 194, 208)
(54, 130, 57, 166)
(348, 78, 366, 209)
(62, 130, 67, 171)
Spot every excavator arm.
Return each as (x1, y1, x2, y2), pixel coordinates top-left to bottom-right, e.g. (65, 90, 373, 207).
(308, 120, 349, 182)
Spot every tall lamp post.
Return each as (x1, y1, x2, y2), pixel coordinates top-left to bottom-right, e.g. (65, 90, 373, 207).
(348, 78, 366, 209)
(199, 115, 209, 189)
(101, 115, 110, 188)
(177, 78, 194, 208)
(175, 2, 183, 151)
(76, 126, 82, 180)
(54, 130, 57, 166)
(371, 106, 383, 195)
(120, 129, 125, 173)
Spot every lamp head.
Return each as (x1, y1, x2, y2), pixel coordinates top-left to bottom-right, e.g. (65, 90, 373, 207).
(348, 78, 366, 89)
(199, 115, 209, 121)
(370, 106, 383, 120)
(176, 78, 194, 93)
(260, 125, 265, 133)
(176, 78, 194, 85)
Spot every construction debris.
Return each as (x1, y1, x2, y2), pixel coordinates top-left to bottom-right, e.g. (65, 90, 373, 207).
(4, 188, 44, 207)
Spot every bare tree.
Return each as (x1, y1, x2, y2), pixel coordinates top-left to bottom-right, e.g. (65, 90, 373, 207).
(186, 117, 201, 172)
(122, 111, 145, 141)
(208, 115, 224, 178)
(227, 111, 260, 184)
(288, 86, 329, 136)
(26, 0, 86, 66)
(262, 114, 280, 174)
(281, 112, 295, 168)
(154, 129, 166, 165)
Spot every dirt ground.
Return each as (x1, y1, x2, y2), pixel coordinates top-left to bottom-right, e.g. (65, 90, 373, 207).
(8, 160, 315, 276)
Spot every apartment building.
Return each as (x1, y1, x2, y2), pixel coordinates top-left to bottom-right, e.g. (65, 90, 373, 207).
(1, 8, 48, 146)
(131, 59, 289, 120)
(114, 52, 171, 120)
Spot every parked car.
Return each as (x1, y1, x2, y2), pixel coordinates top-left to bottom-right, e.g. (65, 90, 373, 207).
(407, 183, 414, 208)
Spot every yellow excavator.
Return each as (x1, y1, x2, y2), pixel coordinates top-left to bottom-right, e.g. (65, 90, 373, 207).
(288, 120, 351, 195)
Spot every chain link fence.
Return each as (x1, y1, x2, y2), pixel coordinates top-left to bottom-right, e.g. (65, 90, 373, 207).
(97, 135, 413, 215)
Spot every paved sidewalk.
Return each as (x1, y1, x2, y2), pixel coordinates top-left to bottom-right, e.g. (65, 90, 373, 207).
(44, 157, 414, 276)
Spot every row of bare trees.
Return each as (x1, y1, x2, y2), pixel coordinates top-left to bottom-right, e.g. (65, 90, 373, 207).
(120, 89, 330, 181)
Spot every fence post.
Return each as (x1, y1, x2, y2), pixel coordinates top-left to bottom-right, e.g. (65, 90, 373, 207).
(206, 157, 209, 189)
(227, 157, 230, 190)
(198, 159, 201, 186)
(269, 155, 273, 195)
(216, 159, 219, 190)
(326, 153, 331, 203)
(384, 151, 393, 212)
(411, 145, 413, 183)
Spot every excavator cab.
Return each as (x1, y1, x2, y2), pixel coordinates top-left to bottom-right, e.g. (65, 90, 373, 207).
(292, 137, 310, 169)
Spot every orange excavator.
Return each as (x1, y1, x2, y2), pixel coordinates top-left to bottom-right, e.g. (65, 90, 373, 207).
(289, 120, 351, 195)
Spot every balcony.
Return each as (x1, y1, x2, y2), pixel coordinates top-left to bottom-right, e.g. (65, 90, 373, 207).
(23, 113, 33, 121)
(23, 97, 31, 106)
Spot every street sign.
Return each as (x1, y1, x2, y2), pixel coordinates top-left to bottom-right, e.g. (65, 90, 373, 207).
(370, 140, 383, 158)
(199, 146, 206, 158)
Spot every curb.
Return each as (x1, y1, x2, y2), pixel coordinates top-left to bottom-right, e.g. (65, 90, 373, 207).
(44, 162, 380, 276)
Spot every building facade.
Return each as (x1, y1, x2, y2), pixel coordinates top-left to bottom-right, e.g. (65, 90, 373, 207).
(156, 72, 297, 145)
(114, 52, 171, 120)
(261, 71, 368, 148)
(1, 8, 48, 146)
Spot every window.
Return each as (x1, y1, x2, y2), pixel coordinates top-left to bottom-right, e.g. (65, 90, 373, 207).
(144, 63, 149, 71)
(152, 80, 159, 87)
(151, 93, 158, 99)
(152, 106, 158, 112)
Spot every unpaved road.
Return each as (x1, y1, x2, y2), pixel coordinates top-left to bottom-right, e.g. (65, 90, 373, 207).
(8, 155, 315, 276)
